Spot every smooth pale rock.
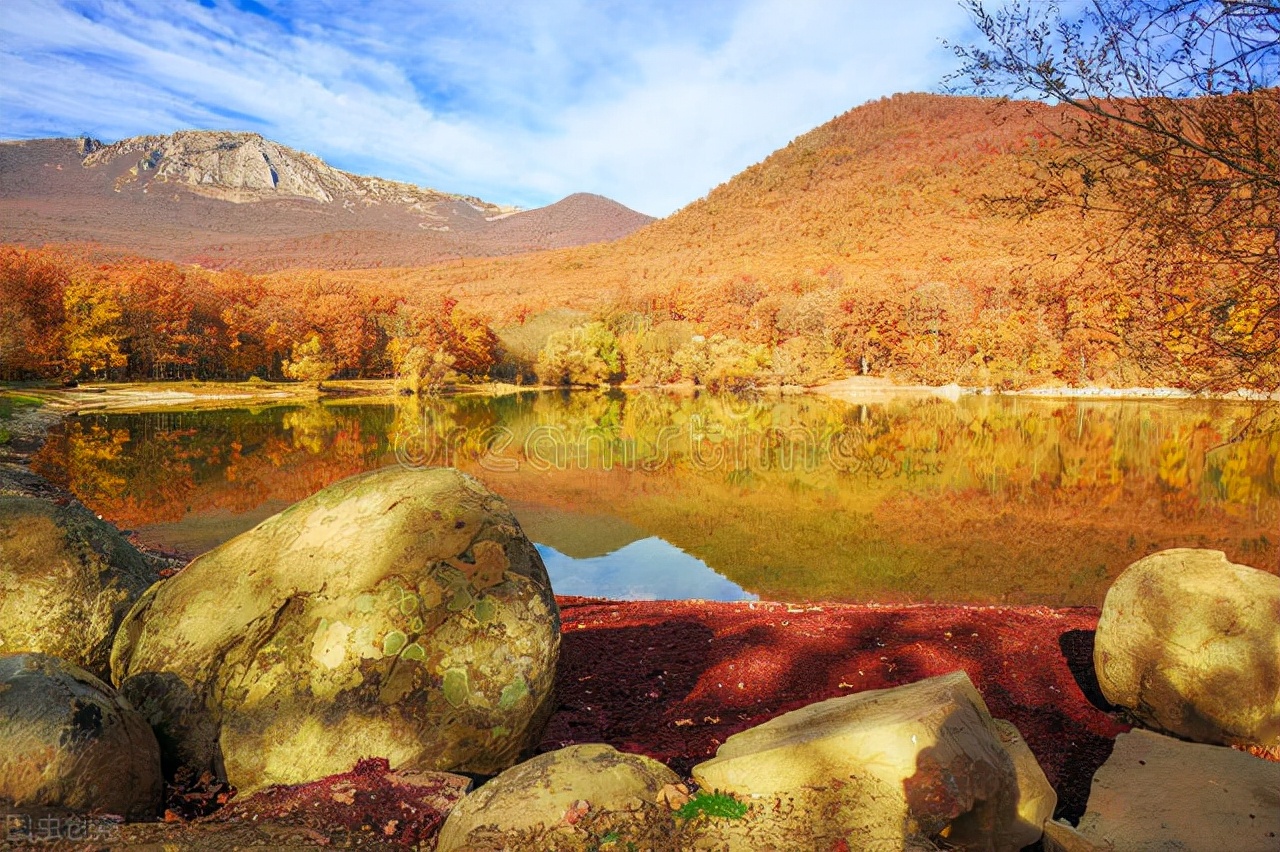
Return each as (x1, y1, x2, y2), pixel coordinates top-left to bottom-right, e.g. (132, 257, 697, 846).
(1042, 819, 1105, 852)
(1094, 548, 1280, 748)
(0, 653, 162, 819)
(0, 496, 157, 679)
(110, 467, 560, 794)
(436, 744, 680, 852)
(691, 671, 1053, 851)
(1076, 728, 1280, 851)
(992, 719, 1057, 841)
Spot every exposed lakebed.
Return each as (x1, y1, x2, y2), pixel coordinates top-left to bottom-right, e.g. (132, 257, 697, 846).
(32, 389, 1280, 606)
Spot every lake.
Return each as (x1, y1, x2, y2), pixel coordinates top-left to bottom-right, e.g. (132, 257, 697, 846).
(33, 389, 1279, 606)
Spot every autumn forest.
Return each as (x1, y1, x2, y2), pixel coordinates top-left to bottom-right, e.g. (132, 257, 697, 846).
(3, 89, 1278, 395)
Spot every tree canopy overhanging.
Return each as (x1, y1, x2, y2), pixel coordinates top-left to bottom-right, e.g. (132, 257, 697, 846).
(948, 0, 1280, 391)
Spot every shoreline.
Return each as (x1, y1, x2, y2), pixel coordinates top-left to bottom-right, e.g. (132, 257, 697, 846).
(1, 378, 553, 416)
(5, 376, 1278, 424)
(814, 375, 1280, 403)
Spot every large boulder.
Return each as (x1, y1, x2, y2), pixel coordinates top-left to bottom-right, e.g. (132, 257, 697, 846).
(110, 466, 560, 794)
(0, 496, 157, 680)
(1094, 548, 1280, 748)
(690, 671, 1055, 851)
(1074, 728, 1280, 851)
(437, 744, 681, 851)
(0, 653, 162, 819)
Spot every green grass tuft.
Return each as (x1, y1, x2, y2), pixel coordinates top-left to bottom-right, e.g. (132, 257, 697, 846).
(675, 790, 749, 821)
(0, 393, 43, 415)
(0, 393, 43, 443)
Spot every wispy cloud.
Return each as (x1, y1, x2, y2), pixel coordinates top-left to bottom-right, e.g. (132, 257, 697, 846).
(0, 0, 975, 215)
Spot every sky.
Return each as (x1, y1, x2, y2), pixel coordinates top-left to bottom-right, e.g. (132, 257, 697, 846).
(0, 0, 976, 216)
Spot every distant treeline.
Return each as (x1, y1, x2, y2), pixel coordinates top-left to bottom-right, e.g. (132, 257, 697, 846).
(0, 243, 1258, 392)
(0, 245, 499, 388)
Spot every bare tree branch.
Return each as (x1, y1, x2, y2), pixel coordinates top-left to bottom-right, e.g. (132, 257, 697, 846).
(947, 0, 1280, 392)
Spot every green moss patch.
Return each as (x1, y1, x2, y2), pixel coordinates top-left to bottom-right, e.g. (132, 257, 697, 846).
(381, 631, 407, 656)
(498, 677, 528, 711)
(442, 668, 470, 708)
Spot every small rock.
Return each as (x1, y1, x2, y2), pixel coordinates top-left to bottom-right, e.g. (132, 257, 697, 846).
(1075, 728, 1280, 851)
(0, 652, 162, 819)
(657, 781, 691, 810)
(436, 744, 681, 851)
(1094, 548, 1280, 748)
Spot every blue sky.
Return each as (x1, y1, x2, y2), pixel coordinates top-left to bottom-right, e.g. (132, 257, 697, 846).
(0, 0, 975, 215)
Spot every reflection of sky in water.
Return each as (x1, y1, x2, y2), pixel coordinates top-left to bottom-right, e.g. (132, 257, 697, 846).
(537, 537, 758, 602)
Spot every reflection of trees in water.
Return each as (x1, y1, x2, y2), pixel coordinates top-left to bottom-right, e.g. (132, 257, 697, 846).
(445, 392, 1279, 604)
(34, 392, 1279, 602)
(35, 421, 136, 512)
(390, 393, 504, 469)
(417, 390, 1278, 527)
(36, 405, 392, 528)
(282, 405, 338, 455)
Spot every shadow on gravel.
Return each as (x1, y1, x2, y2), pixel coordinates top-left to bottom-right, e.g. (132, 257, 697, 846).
(1058, 629, 1117, 713)
(540, 616, 719, 776)
(545, 601, 1128, 827)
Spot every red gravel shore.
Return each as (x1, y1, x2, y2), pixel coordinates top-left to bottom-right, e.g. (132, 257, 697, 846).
(15, 597, 1131, 849)
(540, 597, 1130, 824)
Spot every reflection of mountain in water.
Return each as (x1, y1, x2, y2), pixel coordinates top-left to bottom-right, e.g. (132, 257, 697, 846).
(509, 501, 647, 559)
(34, 392, 1279, 606)
(536, 537, 757, 602)
(133, 501, 293, 559)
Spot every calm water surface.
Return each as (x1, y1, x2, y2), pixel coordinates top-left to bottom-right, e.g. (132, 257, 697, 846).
(34, 390, 1279, 606)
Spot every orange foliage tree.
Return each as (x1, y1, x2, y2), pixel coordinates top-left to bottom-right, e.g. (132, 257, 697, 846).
(0, 246, 500, 386)
(0, 246, 67, 378)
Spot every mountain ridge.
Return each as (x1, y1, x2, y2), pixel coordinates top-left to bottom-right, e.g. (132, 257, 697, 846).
(318, 93, 1087, 318)
(0, 131, 654, 270)
(3, 93, 1262, 391)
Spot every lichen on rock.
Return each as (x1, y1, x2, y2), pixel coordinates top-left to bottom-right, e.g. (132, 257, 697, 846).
(436, 744, 681, 852)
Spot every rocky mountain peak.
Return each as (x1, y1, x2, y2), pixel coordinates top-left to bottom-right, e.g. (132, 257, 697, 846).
(80, 129, 502, 212)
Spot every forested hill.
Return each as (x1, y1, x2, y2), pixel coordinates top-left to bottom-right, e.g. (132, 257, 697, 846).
(318, 94, 1164, 388)
(335, 93, 1083, 317)
(3, 94, 1266, 391)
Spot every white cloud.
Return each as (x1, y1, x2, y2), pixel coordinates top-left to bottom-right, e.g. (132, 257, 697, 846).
(0, 0, 975, 215)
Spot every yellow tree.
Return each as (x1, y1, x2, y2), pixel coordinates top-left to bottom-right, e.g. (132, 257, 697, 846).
(282, 334, 336, 385)
(62, 273, 126, 380)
